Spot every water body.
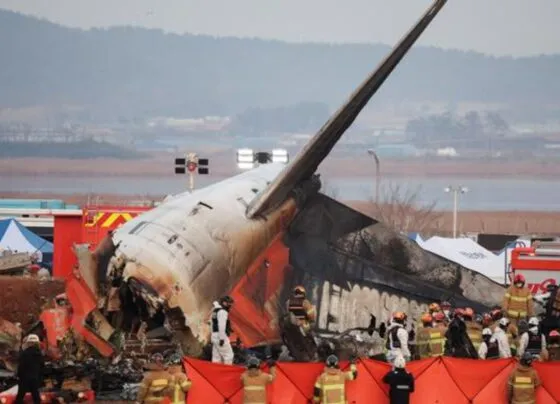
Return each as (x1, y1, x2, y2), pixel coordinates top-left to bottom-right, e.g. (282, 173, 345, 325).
(1, 175, 557, 211)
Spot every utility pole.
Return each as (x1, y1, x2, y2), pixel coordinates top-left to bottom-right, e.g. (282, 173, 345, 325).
(174, 153, 209, 192)
(367, 149, 380, 204)
(444, 185, 468, 238)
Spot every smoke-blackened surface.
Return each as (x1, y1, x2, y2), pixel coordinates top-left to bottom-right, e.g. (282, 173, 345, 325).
(284, 193, 503, 331)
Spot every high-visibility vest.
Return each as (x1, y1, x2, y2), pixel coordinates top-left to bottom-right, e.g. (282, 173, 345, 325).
(168, 372, 191, 404)
(138, 371, 172, 403)
(241, 370, 273, 404)
(415, 327, 431, 359)
(504, 286, 532, 318)
(314, 366, 356, 404)
(428, 328, 446, 357)
(509, 368, 538, 404)
(466, 322, 483, 351)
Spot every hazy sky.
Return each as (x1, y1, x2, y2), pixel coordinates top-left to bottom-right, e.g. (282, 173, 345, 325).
(1, 0, 559, 57)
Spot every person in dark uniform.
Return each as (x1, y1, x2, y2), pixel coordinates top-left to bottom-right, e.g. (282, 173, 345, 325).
(14, 334, 44, 404)
(382, 354, 415, 404)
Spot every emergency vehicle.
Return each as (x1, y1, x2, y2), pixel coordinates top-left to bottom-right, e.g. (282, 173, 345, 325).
(510, 242, 560, 294)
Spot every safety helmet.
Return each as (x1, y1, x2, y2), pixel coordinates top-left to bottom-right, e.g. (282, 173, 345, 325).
(482, 328, 492, 337)
(247, 356, 261, 369)
(454, 308, 465, 317)
(513, 273, 526, 284)
(428, 303, 441, 313)
(394, 354, 406, 369)
(420, 313, 433, 324)
(393, 312, 407, 322)
(219, 296, 234, 306)
(433, 312, 445, 322)
(441, 301, 451, 309)
(528, 317, 539, 327)
(499, 317, 510, 327)
(463, 307, 474, 319)
(490, 308, 503, 321)
(520, 352, 534, 367)
(25, 334, 40, 343)
(293, 285, 306, 296)
(550, 330, 560, 337)
(482, 312, 492, 326)
(474, 314, 483, 325)
(326, 355, 339, 368)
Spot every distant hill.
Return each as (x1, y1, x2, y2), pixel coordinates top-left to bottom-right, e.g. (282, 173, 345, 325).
(1, 9, 560, 121)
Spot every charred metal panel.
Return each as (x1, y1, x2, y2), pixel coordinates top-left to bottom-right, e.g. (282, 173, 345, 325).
(285, 193, 504, 332)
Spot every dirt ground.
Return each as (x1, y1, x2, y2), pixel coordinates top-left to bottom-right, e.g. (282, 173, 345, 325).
(346, 201, 560, 236)
(0, 277, 65, 329)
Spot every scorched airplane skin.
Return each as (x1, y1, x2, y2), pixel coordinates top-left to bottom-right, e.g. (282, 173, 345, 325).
(81, 0, 503, 355)
(111, 164, 296, 343)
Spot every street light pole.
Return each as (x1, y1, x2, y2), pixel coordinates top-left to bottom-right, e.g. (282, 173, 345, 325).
(444, 185, 468, 238)
(367, 149, 380, 204)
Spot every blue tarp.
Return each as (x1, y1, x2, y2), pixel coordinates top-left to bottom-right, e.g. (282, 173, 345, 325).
(0, 218, 53, 264)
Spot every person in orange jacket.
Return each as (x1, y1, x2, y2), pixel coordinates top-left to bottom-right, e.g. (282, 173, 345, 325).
(503, 274, 534, 327)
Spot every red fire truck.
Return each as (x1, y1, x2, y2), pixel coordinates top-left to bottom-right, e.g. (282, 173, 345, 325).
(510, 242, 560, 294)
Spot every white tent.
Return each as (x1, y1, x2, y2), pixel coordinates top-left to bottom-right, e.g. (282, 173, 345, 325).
(416, 236, 506, 284)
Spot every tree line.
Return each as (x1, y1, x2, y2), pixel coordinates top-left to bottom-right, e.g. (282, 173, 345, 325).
(1, 10, 560, 123)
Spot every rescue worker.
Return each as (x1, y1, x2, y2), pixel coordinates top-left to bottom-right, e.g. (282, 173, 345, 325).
(464, 307, 483, 355)
(534, 284, 560, 336)
(546, 330, 560, 361)
(382, 354, 415, 404)
(211, 295, 234, 365)
(386, 312, 411, 365)
(507, 352, 540, 404)
(445, 308, 477, 358)
(415, 313, 433, 359)
(313, 355, 357, 404)
(14, 334, 44, 404)
(479, 328, 500, 359)
(429, 312, 447, 358)
(241, 356, 276, 404)
(481, 312, 493, 329)
(440, 301, 452, 324)
(167, 362, 192, 404)
(287, 285, 316, 336)
(491, 308, 518, 356)
(494, 317, 512, 358)
(503, 274, 534, 326)
(518, 317, 547, 361)
(428, 303, 441, 316)
(136, 353, 173, 404)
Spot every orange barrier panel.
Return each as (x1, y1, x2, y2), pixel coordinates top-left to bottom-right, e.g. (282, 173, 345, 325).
(184, 357, 560, 403)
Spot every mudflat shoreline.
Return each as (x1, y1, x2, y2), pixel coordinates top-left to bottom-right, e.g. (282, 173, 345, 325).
(1, 155, 560, 178)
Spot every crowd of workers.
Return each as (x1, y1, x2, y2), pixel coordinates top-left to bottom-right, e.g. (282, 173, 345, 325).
(9, 273, 560, 403)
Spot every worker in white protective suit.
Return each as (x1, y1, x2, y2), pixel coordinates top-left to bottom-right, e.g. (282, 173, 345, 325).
(518, 317, 547, 360)
(211, 296, 235, 365)
(493, 317, 512, 358)
(385, 312, 411, 365)
(478, 328, 500, 359)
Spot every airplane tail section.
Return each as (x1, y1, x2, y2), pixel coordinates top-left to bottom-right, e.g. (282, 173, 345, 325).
(246, 0, 447, 219)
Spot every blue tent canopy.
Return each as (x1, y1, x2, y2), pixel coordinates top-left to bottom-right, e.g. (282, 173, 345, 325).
(0, 218, 53, 264)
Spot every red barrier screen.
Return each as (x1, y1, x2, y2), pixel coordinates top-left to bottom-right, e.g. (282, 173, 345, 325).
(183, 357, 560, 404)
